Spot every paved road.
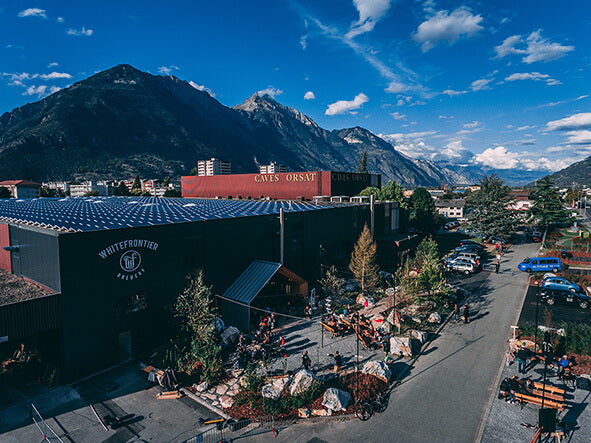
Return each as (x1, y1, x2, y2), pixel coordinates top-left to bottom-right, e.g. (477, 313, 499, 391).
(258, 237, 540, 443)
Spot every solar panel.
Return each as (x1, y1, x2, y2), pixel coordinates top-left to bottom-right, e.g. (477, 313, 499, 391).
(0, 197, 357, 233)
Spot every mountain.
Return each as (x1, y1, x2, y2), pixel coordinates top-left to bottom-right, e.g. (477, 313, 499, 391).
(0, 63, 477, 186)
(542, 156, 591, 187)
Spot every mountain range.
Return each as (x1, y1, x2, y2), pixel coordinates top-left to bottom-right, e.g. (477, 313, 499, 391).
(0, 64, 577, 187)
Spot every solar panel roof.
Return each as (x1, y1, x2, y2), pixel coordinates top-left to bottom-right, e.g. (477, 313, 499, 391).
(0, 197, 356, 233)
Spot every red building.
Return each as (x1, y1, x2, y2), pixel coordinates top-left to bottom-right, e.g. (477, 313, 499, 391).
(182, 171, 381, 200)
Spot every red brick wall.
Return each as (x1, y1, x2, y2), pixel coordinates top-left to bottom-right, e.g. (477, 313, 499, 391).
(0, 223, 10, 272)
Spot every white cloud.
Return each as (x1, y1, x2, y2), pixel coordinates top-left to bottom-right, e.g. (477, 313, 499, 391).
(473, 146, 520, 169)
(470, 78, 493, 91)
(390, 112, 406, 120)
(22, 85, 47, 97)
(257, 87, 283, 98)
(494, 30, 574, 64)
(18, 8, 46, 18)
(49, 86, 61, 94)
(442, 89, 467, 96)
(57, 17, 64, 23)
(67, 27, 93, 37)
(157, 65, 179, 75)
(385, 80, 409, 94)
(188, 81, 216, 97)
(413, 7, 483, 52)
(304, 91, 316, 100)
(40, 72, 72, 80)
(48, 62, 59, 68)
(346, 0, 392, 39)
(566, 130, 591, 145)
(300, 34, 308, 50)
(546, 113, 591, 131)
(325, 93, 369, 115)
(517, 125, 535, 131)
(463, 121, 480, 129)
(504, 71, 560, 85)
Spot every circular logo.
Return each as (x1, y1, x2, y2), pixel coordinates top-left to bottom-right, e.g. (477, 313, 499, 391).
(120, 250, 142, 273)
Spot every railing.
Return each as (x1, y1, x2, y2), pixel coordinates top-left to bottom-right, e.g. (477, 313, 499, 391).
(31, 403, 64, 443)
(183, 415, 276, 443)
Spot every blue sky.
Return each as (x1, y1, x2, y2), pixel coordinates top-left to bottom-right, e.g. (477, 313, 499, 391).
(2, 0, 591, 175)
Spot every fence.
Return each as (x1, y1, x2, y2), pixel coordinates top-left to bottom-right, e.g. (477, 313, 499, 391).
(183, 415, 276, 443)
(31, 403, 65, 443)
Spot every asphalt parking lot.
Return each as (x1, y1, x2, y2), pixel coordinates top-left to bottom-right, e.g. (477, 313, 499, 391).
(517, 285, 591, 327)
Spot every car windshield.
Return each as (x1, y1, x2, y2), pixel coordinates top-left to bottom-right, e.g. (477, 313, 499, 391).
(522, 258, 532, 264)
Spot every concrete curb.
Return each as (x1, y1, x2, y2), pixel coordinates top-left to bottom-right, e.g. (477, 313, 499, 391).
(180, 387, 232, 420)
(475, 265, 531, 442)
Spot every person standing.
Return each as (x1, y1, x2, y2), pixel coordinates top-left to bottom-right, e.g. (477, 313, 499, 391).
(302, 351, 311, 370)
(453, 303, 459, 322)
(495, 261, 500, 274)
(517, 347, 528, 374)
(463, 304, 470, 323)
(334, 351, 342, 373)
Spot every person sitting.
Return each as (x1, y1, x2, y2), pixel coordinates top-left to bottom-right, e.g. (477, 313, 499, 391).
(558, 355, 570, 377)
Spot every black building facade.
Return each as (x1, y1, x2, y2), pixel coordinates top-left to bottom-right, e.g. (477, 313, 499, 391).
(0, 197, 398, 380)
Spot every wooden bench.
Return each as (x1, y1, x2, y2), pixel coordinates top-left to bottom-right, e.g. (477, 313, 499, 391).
(532, 382, 564, 395)
(531, 388, 564, 403)
(320, 322, 340, 337)
(514, 392, 564, 410)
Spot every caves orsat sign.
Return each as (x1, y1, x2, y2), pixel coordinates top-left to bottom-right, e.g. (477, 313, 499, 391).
(98, 239, 159, 281)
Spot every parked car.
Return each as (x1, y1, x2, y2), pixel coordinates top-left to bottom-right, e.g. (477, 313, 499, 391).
(447, 259, 477, 275)
(455, 245, 484, 254)
(517, 257, 562, 273)
(445, 254, 479, 266)
(542, 276, 582, 293)
(456, 252, 481, 263)
(460, 239, 484, 248)
(540, 287, 591, 309)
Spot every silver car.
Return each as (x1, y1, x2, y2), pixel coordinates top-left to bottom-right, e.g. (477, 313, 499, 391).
(447, 258, 476, 275)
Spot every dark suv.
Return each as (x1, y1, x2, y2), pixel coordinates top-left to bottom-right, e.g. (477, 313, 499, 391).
(540, 287, 591, 309)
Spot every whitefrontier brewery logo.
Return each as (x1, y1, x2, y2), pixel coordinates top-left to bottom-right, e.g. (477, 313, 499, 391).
(98, 239, 159, 281)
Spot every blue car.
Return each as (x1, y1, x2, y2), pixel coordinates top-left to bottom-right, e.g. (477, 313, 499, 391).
(542, 276, 582, 293)
(518, 257, 562, 273)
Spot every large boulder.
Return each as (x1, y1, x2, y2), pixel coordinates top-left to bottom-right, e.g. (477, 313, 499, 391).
(262, 376, 291, 400)
(311, 408, 332, 416)
(289, 370, 318, 396)
(361, 360, 392, 383)
(428, 312, 442, 324)
(220, 326, 240, 346)
(298, 408, 311, 418)
(321, 388, 351, 412)
(220, 395, 234, 408)
(410, 330, 429, 344)
(390, 336, 414, 357)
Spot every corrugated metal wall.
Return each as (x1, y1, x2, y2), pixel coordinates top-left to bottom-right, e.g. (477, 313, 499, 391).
(0, 294, 61, 339)
(0, 223, 10, 272)
(9, 225, 60, 292)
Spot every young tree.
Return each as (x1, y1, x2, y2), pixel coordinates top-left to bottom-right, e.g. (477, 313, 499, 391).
(467, 174, 517, 240)
(173, 273, 224, 383)
(132, 174, 142, 190)
(163, 176, 170, 187)
(350, 224, 380, 291)
(318, 265, 343, 298)
(357, 151, 369, 174)
(164, 189, 182, 197)
(190, 167, 199, 176)
(409, 187, 438, 233)
(114, 182, 130, 196)
(530, 176, 570, 227)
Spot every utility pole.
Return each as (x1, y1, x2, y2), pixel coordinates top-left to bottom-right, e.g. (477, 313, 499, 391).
(279, 207, 284, 264)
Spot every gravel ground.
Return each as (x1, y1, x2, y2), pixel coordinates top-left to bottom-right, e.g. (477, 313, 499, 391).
(481, 357, 591, 442)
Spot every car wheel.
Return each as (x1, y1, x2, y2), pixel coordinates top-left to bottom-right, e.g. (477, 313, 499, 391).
(546, 298, 555, 305)
(580, 301, 589, 309)
(525, 268, 532, 273)
(552, 267, 559, 273)
(464, 270, 470, 275)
